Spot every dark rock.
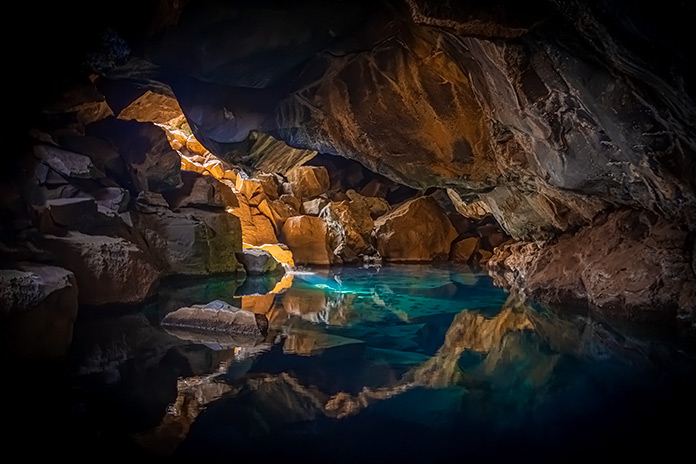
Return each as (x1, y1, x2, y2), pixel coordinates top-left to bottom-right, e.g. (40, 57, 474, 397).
(161, 300, 269, 338)
(237, 248, 282, 276)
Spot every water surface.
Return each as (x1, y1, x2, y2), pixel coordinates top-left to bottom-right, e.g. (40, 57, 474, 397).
(60, 265, 696, 462)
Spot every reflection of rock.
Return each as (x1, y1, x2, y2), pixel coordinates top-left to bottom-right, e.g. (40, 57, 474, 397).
(280, 215, 333, 265)
(235, 274, 284, 296)
(283, 330, 365, 358)
(41, 232, 159, 306)
(162, 300, 269, 338)
(0, 262, 78, 359)
(374, 196, 457, 262)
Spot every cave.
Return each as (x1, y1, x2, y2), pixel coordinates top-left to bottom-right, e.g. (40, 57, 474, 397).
(3, 0, 696, 461)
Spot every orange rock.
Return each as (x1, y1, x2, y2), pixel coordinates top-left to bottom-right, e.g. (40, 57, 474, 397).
(241, 294, 276, 315)
(226, 193, 278, 246)
(186, 136, 208, 157)
(286, 165, 330, 200)
(450, 237, 479, 263)
(236, 177, 266, 206)
(117, 90, 183, 124)
(280, 215, 333, 265)
(374, 196, 458, 262)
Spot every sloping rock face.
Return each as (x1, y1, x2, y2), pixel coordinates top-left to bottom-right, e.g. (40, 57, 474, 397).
(0, 263, 78, 359)
(487, 209, 696, 325)
(373, 196, 457, 262)
(280, 215, 333, 265)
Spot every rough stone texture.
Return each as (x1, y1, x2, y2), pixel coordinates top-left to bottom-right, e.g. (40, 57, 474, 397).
(238, 248, 283, 276)
(133, 207, 244, 276)
(117, 90, 183, 124)
(373, 196, 458, 262)
(0, 263, 78, 359)
(89, 118, 182, 193)
(166, 171, 238, 209)
(487, 209, 696, 326)
(301, 197, 329, 216)
(320, 200, 374, 259)
(33, 145, 104, 180)
(41, 232, 160, 306)
(345, 189, 390, 219)
(226, 190, 278, 246)
(280, 215, 333, 265)
(286, 165, 330, 201)
(161, 300, 268, 338)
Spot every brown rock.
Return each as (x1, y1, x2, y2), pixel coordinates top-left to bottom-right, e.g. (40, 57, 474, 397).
(134, 207, 244, 276)
(286, 166, 330, 200)
(117, 90, 183, 124)
(0, 263, 78, 359)
(345, 189, 390, 219)
(450, 237, 479, 263)
(41, 232, 160, 306)
(167, 171, 238, 209)
(280, 194, 301, 211)
(280, 215, 333, 265)
(227, 193, 278, 246)
(320, 200, 374, 257)
(162, 300, 268, 337)
(373, 196, 458, 262)
(256, 173, 282, 200)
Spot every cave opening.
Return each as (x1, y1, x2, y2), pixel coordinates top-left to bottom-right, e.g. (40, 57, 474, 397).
(3, 0, 696, 461)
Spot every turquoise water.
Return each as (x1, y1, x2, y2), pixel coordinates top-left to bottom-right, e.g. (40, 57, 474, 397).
(63, 265, 695, 462)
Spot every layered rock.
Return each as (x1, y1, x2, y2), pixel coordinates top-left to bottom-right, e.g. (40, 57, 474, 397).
(161, 300, 269, 339)
(373, 196, 457, 262)
(41, 232, 159, 306)
(0, 263, 78, 359)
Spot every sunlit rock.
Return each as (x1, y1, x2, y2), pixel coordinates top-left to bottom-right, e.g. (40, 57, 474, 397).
(256, 173, 282, 200)
(374, 196, 457, 262)
(301, 197, 329, 216)
(166, 170, 238, 209)
(286, 165, 330, 201)
(0, 263, 78, 359)
(117, 90, 183, 124)
(134, 207, 244, 276)
(243, 242, 294, 268)
(280, 215, 333, 265)
(321, 200, 374, 261)
(345, 189, 390, 219)
(226, 191, 278, 246)
(241, 294, 276, 315)
(41, 232, 159, 306)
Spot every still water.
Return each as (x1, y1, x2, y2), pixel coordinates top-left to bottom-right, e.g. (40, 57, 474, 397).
(63, 265, 694, 462)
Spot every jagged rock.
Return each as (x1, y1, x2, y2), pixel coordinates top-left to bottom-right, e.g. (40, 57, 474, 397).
(280, 193, 301, 211)
(320, 200, 374, 258)
(477, 223, 506, 249)
(0, 263, 78, 359)
(117, 90, 183, 124)
(226, 191, 278, 246)
(162, 300, 268, 338)
(166, 171, 238, 209)
(301, 197, 329, 216)
(450, 237, 479, 263)
(54, 133, 125, 177)
(43, 197, 97, 228)
(88, 118, 182, 193)
(286, 166, 330, 200)
(256, 173, 282, 200)
(33, 145, 104, 180)
(373, 196, 457, 262)
(267, 199, 299, 233)
(237, 248, 283, 276)
(345, 189, 390, 219)
(134, 207, 244, 276)
(41, 232, 159, 306)
(280, 215, 333, 265)
(88, 187, 130, 213)
(41, 79, 113, 127)
(487, 209, 696, 325)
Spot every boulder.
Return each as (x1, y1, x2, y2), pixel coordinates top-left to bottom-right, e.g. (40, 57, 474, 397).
(166, 171, 238, 209)
(88, 118, 182, 193)
(320, 201, 374, 257)
(237, 248, 283, 276)
(286, 165, 330, 200)
(161, 300, 269, 338)
(450, 237, 480, 263)
(33, 145, 104, 180)
(256, 173, 282, 200)
(41, 232, 160, 306)
(0, 263, 78, 359)
(301, 197, 329, 216)
(235, 176, 267, 206)
(134, 207, 244, 276)
(226, 192, 278, 246)
(373, 196, 458, 262)
(87, 187, 130, 213)
(117, 90, 183, 124)
(280, 215, 333, 265)
(345, 189, 390, 219)
(280, 193, 301, 211)
(54, 133, 126, 177)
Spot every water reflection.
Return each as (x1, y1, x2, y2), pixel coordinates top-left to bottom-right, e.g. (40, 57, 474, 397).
(68, 265, 696, 462)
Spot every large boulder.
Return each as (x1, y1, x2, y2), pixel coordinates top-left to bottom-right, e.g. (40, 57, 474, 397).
(41, 232, 160, 306)
(165, 171, 238, 209)
(280, 215, 333, 265)
(33, 145, 105, 180)
(373, 196, 458, 262)
(286, 165, 330, 200)
(320, 200, 374, 260)
(226, 191, 278, 246)
(134, 207, 244, 276)
(0, 263, 78, 359)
